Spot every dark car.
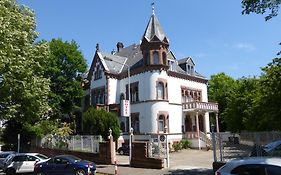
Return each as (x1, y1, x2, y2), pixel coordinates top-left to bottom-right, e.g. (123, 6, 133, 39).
(250, 140, 281, 157)
(117, 145, 129, 155)
(34, 155, 96, 175)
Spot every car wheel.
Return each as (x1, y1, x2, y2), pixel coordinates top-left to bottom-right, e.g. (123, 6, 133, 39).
(119, 150, 124, 155)
(6, 168, 16, 175)
(75, 169, 86, 175)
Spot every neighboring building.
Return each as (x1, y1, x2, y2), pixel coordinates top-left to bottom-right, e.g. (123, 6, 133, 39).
(82, 10, 218, 148)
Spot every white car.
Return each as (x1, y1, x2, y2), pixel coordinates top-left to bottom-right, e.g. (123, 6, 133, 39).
(3, 153, 48, 174)
(215, 157, 281, 175)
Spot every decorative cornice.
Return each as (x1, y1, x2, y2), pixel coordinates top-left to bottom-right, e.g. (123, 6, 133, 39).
(167, 71, 208, 84)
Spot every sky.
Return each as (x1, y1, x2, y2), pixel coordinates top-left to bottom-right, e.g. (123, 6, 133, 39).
(17, 0, 281, 79)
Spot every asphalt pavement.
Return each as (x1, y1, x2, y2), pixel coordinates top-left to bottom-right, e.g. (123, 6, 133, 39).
(96, 149, 214, 175)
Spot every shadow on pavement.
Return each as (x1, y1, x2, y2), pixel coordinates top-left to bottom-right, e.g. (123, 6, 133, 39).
(164, 168, 213, 175)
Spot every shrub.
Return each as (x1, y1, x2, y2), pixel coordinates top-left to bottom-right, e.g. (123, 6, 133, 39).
(180, 139, 191, 149)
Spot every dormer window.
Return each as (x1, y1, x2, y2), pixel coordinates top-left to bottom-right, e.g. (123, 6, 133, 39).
(153, 51, 159, 64)
(162, 52, 167, 65)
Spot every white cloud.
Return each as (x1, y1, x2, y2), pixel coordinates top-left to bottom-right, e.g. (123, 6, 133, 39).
(234, 43, 256, 51)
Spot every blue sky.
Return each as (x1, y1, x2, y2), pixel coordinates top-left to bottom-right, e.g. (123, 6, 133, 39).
(17, 0, 281, 79)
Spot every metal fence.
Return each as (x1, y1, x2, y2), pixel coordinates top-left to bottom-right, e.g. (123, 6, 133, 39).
(214, 131, 281, 162)
(33, 135, 103, 153)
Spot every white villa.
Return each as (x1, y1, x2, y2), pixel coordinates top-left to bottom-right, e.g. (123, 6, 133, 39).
(82, 10, 219, 149)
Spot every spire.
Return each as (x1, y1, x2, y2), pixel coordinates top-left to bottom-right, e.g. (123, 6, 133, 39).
(142, 5, 168, 43)
(151, 2, 155, 15)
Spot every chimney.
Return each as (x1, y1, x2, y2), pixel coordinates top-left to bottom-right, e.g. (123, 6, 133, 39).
(116, 42, 124, 52)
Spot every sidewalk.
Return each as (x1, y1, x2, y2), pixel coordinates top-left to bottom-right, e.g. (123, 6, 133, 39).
(96, 149, 214, 175)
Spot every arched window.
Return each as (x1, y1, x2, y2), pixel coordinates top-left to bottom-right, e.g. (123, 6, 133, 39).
(158, 115, 165, 132)
(162, 52, 166, 65)
(157, 82, 164, 99)
(153, 51, 159, 64)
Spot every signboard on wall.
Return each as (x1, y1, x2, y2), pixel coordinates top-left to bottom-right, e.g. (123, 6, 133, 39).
(121, 100, 130, 117)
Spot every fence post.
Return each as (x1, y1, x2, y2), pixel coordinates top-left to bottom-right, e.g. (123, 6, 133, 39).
(81, 135, 83, 151)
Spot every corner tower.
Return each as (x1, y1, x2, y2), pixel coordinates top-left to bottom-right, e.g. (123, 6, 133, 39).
(140, 7, 169, 67)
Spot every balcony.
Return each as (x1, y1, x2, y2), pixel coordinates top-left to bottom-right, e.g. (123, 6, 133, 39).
(182, 101, 218, 112)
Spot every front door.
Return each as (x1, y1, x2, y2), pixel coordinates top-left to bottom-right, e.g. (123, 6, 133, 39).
(185, 115, 192, 132)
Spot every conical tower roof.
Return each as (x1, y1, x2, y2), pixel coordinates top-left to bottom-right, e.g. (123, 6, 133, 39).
(142, 13, 168, 43)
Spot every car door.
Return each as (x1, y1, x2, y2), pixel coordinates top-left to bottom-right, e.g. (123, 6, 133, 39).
(51, 157, 73, 175)
(12, 155, 27, 173)
(24, 155, 38, 173)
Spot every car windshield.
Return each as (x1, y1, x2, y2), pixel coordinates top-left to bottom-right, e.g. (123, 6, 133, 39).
(36, 154, 48, 159)
(264, 140, 281, 149)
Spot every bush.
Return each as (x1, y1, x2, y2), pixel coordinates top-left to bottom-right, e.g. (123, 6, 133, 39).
(180, 139, 191, 149)
(172, 139, 191, 152)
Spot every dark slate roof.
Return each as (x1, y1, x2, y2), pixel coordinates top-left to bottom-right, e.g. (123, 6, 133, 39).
(178, 57, 195, 66)
(98, 52, 128, 74)
(114, 44, 143, 73)
(142, 14, 167, 42)
(98, 44, 206, 79)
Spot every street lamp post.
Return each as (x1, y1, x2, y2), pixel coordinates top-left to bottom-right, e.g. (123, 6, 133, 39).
(104, 57, 132, 165)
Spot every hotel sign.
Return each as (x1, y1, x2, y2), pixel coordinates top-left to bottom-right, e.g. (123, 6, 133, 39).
(121, 100, 130, 117)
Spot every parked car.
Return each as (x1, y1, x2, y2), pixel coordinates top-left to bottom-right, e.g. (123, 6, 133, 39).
(3, 153, 48, 174)
(250, 140, 281, 157)
(117, 144, 129, 155)
(0, 151, 15, 169)
(34, 154, 96, 175)
(215, 157, 281, 175)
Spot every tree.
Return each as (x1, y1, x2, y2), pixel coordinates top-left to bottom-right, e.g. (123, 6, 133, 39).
(0, 0, 50, 123)
(223, 77, 259, 132)
(242, 0, 281, 21)
(0, 0, 50, 147)
(44, 39, 87, 124)
(256, 58, 281, 130)
(208, 73, 236, 131)
(83, 107, 120, 140)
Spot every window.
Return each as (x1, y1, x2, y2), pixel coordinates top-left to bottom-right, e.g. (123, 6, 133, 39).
(126, 82, 139, 103)
(265, 165, 281, 175)
(158, 115, 165, 132)
(26, 155, 37, 161)
(13, 155, 26, 162)
(153, 51, 159, 64)
(231, 164, 266, 175)
(162, 52, 166, 65)
(94, 65, 102, 80)
(132, 114, 140, 134)
(157, 82, 164, 99)
(91, 87, 105, 105)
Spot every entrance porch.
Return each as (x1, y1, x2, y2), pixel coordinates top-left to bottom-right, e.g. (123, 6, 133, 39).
(182, 101, 219, 149)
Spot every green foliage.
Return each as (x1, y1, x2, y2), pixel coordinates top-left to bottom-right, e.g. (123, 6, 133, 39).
(224, 77, 259, 132)
(172, 139, 191, 152)
(208, 73, 236, 131)
(180, 139, 192, 149)
(0, 0, 50, 122)
(242, 0, 281, 21)
(209, 58, 281, 132)
(83, 107, 120, 140)
(44, 39, 87, 121)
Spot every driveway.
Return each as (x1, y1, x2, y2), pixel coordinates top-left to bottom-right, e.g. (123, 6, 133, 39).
(97, 149, 214, 175)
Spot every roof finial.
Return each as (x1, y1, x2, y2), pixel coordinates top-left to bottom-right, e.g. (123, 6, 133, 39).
(151, 2, 155, 15)
(96, 43, 100, 51)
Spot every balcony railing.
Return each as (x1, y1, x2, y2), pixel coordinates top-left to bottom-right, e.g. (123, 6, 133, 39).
(182, 101, 218, 112)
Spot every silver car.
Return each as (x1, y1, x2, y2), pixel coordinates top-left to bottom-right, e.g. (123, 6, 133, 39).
(0, 151, 15, 169)
(3, 153, 48, 175)
(215, 157, 281, 175)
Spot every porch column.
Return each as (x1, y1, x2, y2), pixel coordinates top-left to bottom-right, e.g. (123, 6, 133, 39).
(196, 112, 200, 150)
(215, 113, 220, 133)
